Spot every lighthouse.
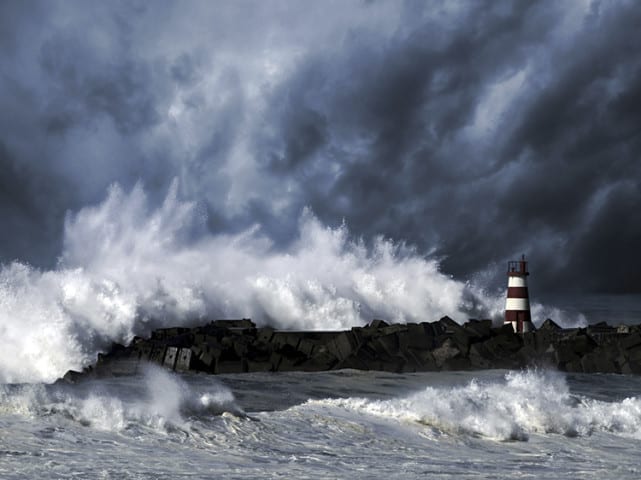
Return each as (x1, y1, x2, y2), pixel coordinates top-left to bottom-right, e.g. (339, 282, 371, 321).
(505, 255, 534, 333)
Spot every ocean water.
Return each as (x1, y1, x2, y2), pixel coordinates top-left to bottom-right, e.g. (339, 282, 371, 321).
(2, 367, 641, 479)
(1, 186, 640, 477)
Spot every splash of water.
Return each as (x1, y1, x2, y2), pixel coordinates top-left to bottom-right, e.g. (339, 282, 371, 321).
(0, 182, 581, 383)
(0, 365, 239, 432)
(311, 370, 641, 441)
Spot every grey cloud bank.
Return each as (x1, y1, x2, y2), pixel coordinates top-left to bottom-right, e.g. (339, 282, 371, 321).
(1, 0, 640, 294)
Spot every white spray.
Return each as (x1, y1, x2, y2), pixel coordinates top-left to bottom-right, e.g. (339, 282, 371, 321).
(0, 182, 580, 383)
(308, 370, 641, 441)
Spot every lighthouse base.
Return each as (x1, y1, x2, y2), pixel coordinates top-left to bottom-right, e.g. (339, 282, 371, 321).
(505, 320, 534, 333)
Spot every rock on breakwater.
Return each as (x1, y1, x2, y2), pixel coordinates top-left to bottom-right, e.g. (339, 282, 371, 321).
(60, 317, 641, 383)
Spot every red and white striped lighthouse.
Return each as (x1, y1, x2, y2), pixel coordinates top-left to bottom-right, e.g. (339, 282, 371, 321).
(505, 255, 534, 333)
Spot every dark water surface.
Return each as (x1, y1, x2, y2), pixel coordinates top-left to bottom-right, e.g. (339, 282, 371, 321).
(2, 367, 641, 479)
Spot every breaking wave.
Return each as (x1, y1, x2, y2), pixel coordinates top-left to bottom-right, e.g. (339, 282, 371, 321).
(0, 182, 583, 383)
(0, 365, 241, 432)
(0, 182, 490, 383)
(308, 370, 641, 441)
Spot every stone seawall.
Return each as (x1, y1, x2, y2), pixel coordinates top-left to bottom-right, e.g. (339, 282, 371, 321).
(61, 317, 641, 382)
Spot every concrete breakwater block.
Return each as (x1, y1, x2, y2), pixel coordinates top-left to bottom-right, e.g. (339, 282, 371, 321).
(59, 318, 641, 383)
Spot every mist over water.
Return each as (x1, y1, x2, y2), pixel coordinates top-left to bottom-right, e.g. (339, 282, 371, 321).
(0, 182, 584, 383)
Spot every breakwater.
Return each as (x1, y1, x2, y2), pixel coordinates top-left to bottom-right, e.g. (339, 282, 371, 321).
(61, 317, 641, 382)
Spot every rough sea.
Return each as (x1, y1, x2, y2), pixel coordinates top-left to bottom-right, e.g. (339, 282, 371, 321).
(1, 184, 641, 478)
(2, 366, 641, 479)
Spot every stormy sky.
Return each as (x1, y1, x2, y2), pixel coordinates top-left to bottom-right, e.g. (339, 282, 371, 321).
(1, 0, 640, 294)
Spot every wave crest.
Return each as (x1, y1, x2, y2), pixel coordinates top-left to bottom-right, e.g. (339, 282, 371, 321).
(310, 370, 641, 441)
(0, 365, 241, 432)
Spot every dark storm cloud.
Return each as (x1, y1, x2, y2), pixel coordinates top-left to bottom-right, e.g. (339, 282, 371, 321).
(488, 1, 641, 292)
(0, 0, 179, 265)
(248, 0, 641, 293)
(250, 1, 560, 277)
(0, 141, 65, 264)
(39, 38, 161, 136)
(1, 0, 640, 293)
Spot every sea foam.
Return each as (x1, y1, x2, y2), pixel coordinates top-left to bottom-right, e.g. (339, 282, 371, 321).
(0, 365, 240, 432)
(309, 370, 641, 441)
